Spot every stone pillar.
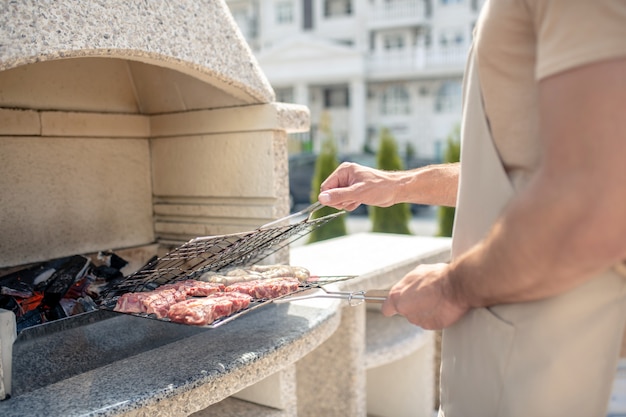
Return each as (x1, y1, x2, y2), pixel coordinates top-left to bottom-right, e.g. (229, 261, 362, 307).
(296, 305, 367, 417)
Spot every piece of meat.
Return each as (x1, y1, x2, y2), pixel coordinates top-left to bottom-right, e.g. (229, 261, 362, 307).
(113, 286, 187, 318)
(167, 292, 252, 325)
(143, 288, 185, 318)
(200, 265, 311, 284)
(172, 280, 224, 297)
(113, 292, 147, 314)
(249, 264, 311, 281)
(225, 268, 263, 277)
(224, 277, 300, 299)
(197, 273, 261, 286)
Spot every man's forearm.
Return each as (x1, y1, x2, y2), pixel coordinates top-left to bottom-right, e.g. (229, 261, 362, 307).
(394, 162, 459, 207)
(446, 171, 626, 308)
(444, 58, 626, 309)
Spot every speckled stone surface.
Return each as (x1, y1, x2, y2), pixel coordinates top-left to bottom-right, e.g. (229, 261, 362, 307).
(364, 310, 430, 369)
(0, 0, 274, 103)
(0, 301, 341, 417)
(291, 233, 452, 292)
(191, 396, 291, 417)
(291, 234, 451, 417)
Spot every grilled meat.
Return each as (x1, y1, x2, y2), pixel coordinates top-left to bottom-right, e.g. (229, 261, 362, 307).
(167, 292, 252, 326)
(199, 264, 311, 285)
(224, 277, 300, 299)
(248, 264, 311, 281)
(198, 273, 258, 285)
(113, 280, 224, 318)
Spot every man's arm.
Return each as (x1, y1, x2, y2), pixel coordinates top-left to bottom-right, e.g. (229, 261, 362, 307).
(382, 57, 626, 328)
(319, 162, 459, 211)
(449, 56, 626, 307)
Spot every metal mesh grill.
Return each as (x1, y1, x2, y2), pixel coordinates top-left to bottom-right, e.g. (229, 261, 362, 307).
(100, 207, 344, 303)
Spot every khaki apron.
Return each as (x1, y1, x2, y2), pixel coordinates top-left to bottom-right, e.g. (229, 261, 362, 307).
(439, 46, 626, 417)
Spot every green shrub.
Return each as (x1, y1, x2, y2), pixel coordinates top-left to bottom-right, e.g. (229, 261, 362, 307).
(437, 124, 461, 237)
(370, 128, 412, 235)
(307, 118, 347, 244)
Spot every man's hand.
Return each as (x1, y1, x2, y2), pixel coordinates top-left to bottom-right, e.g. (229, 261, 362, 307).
(381, 263, 470, 330)
(319, 162, 398, 211)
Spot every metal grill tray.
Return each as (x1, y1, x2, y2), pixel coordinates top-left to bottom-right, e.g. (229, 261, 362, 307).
(100, 202, 343, 300)
(104, 276, 355, 329)
(98, 203, 351, 326)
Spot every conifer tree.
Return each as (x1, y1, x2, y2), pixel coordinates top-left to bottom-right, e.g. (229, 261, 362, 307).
(370, 128, 412, 234)
(307, 114, 347, 243)
(437, 124, 461, 237)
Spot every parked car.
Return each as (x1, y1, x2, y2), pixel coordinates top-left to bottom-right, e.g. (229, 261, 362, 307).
(287, 152, 368, 213)
(288, 153, 318, 212)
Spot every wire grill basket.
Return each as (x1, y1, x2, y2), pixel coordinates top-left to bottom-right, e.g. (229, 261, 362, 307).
(100, 203, 345, 305)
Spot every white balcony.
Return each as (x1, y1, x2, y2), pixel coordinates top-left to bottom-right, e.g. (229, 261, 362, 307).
(367, 46, 468, 79)
(367, 0, 429, 29)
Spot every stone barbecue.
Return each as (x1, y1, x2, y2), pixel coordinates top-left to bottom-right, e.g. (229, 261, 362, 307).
(0, 0, 308, 405)
(0, 1, 451, 416)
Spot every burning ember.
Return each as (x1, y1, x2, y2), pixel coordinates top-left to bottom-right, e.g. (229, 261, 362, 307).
(0, 252, 137, 332)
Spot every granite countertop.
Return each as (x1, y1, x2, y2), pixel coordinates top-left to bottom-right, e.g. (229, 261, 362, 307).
(291, 233, 452, 292)
(0, 298, 341, 417)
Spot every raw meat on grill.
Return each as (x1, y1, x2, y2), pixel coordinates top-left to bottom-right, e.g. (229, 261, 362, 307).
(225, 268, 263, 277)
(114, 287, 186, 318)
(248, 264, 311, 281)
(199, 264, 311, 285)
(143, 288, 186, 318)
(112, 292, 146, 314)
(224, 277, 300, 299)
(167, 292, 252, 325)
(199, 273, 262, 286)
(113, 280, 224, 318)
(166, 280, 225, 297)
(112, 272, 305, 326)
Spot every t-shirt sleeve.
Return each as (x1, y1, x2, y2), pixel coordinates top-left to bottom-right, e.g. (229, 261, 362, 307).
(530, 0, 626, 80)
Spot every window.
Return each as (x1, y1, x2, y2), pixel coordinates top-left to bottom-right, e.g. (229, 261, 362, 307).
(439, 29, 465, 48)
(439, 34, 448, 48)
(454, 32, 464, 45)
(303, 0, 313, 30)
(324, 0, 352, 17)
(383, 33, 405, 51)
(381, 85, 410, 115)
(275, 87, 294, 104)
(276, 1, 293, 24)
(435, 81, 462, 113)
(323, 87, 350, 108)
(230, 8, 256, 39)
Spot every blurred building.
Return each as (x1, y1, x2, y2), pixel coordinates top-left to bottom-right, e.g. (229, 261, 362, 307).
(226, 0, 485, 161)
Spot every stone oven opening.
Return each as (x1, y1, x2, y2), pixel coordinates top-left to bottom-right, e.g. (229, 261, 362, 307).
(0, 55, 306, 269)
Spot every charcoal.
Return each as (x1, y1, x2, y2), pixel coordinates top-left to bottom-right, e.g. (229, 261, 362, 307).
(0, 295, 19, 315)
(92, 265, 123, 281)
(97, 251, 129, 270)
(0, 281, 33, 298)
(16, 308, 44, 332)
(44, 303, 68, 322)
(41, 255, 90, 308)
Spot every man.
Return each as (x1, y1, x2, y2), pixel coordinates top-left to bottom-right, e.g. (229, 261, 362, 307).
(318, 1, 626, 416)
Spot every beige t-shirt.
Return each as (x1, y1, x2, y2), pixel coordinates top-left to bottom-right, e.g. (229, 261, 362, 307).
(474, 0, 626, 190)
